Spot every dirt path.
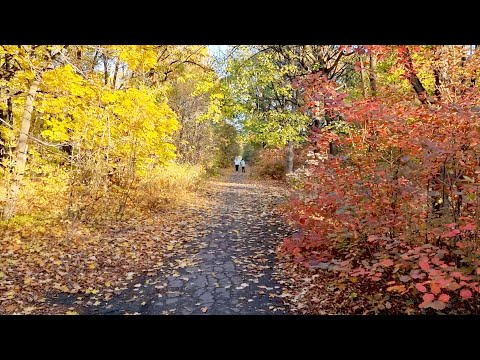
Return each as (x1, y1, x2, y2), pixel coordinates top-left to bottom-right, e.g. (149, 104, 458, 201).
(55, 170, 293, 315)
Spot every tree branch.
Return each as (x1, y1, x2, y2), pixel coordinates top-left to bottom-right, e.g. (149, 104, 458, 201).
(0, 117, 70, 148)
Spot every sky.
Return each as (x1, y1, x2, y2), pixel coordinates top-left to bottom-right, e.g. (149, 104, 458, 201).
(207, 45, 229, 58)
(207, 45, 229, 76)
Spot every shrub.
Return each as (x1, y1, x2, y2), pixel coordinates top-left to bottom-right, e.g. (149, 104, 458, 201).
(250, 148, 286, 180)
(135, 163, 205, 212)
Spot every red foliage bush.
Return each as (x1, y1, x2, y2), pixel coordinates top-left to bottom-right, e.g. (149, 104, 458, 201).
(281, 47, 480, 312)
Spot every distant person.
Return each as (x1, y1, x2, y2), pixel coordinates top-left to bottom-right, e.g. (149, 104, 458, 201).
(234, 156, 241, 172)
(241, 159, 246, 173)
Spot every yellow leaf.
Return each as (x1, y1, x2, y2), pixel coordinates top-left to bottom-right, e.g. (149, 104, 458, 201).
(65, 311, 78, 315)
(167, 244, 174, 251)
(88, 263, 96, 270)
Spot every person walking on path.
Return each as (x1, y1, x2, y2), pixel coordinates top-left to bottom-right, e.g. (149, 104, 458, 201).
(241, 159, 246, 173)
(234, 156, 241, 172)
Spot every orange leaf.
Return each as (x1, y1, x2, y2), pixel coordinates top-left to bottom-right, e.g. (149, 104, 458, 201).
(430, 282, 441, 295)
(387, 284, 406, 293)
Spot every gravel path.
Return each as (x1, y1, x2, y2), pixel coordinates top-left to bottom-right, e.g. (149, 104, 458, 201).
(53, 171, 292, 315)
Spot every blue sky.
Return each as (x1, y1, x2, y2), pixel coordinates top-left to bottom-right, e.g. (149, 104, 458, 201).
(208, 45, 229, 58)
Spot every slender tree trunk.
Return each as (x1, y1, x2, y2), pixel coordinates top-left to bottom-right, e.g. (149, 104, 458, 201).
(286, 140, 294, 174)
(112, 60, 119, 90)
(6, 97, 13, 124)
(91, 50, 98, 72)
(369, 53, 378, 97)
(1, 54, 14, 158)
(3, 79, 40, 220)
(0, 97, 13, 158)
(359, 55, 369, 97)
(103, 54, 109, 85)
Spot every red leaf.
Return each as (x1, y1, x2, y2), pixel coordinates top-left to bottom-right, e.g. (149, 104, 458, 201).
(430, 282, 441, 295)
(411, 271, 425, 279)
(380, 259, 394, 267)
(419, 260, 430, 271)
(422, 293, 434, 302)
(460, 288, 473, 300)
(442, 229, 461, 238)
(444, 223, 457, 228)
(415, 283, 427, 293)
(451, 272, 463, 279)
(438, 293, 450, 303)
(460, 223, 476, 231)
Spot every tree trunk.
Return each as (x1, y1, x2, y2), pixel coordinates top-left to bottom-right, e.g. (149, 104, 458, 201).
(359, 55, 369, 97)
(0, 54, 14, 158)
(2, 79, 40, 220)
(286, 141, 294, 174)
(0, 97, 13, 158)
(398, 46, 429, 104)
(369, 53, 378, 97)
(433, 46, 450, 101)
(112, 60, 119, 90)
(103, 54, 109, 85)
(91, 50, 98, 72)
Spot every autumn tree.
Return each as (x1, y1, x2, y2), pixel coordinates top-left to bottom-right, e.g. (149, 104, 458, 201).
(225, 45, 358, 173)
(0, 45, 235, 220)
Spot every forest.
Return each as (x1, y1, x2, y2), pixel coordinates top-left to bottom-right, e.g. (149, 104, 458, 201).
(1, 45, 479, 315)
